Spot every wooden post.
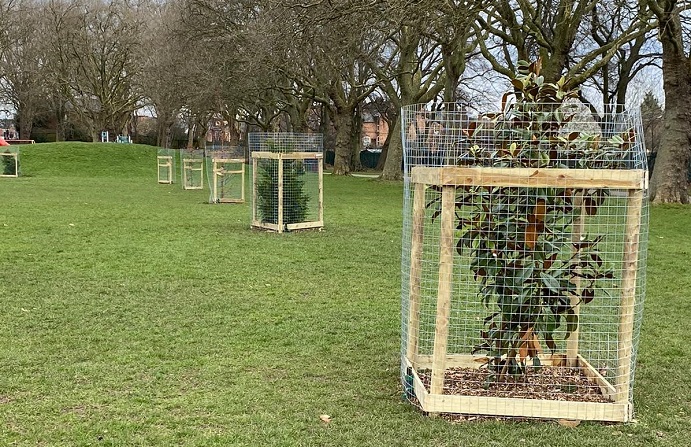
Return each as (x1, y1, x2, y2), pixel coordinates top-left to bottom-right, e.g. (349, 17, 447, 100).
(406, 182, 426, 365)
(615, 190, 643, 404)
(252, 156, 258, 224)
(566, 193, 586, 366)
(278, 155, 284, 233)
(240, 162, 246, 203)
(430, 185, 455, 396)
(318, 156, 324, 224)
(212, 160, 220, 202)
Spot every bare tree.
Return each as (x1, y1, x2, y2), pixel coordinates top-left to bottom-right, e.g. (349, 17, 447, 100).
(54, 0, 145, 141)
(139, 0, 188, 147)
(0, 0, 46, 139)
(586, 1, 659, 114)
(475, 0, 651, 86)
(368, 0, 485, 179)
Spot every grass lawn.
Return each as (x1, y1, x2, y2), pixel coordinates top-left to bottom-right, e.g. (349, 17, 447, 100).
(0, 142, 689, 446)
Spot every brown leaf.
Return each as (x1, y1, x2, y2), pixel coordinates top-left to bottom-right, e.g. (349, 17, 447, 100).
(558, 419, 581, 428)
(524, 223, 539, 249)
(519, 341, 529, 362)
(319, 414, 331, 424)
(501, 92, 512, 113)
(534, 199, 547, 222)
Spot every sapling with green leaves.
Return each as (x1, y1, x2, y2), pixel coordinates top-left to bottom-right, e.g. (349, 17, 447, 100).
(432, 59, 634, 381)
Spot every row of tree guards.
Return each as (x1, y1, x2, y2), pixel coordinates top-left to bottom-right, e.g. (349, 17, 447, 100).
(157, 133, 324, 234)
(400, 64, 648, 421)
(157, 85, 649, 421)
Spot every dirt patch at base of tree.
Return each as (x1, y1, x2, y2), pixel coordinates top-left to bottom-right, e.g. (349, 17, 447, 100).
(417, 366, 611, 403)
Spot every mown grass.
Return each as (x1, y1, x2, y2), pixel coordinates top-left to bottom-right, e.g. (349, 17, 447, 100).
(0, 142, 689, 446)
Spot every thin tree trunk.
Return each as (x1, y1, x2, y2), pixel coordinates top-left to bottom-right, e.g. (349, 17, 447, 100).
(350, 105, 362, 171)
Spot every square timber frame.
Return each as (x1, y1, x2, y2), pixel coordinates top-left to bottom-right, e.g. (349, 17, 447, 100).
(157, 155, 174, 184)
(404, 165, 647, 422)
(251, 151, 323, 233)
(1, 151, 19, 178)
(182, 157, 204, 190)
(211, 158, 245, 203)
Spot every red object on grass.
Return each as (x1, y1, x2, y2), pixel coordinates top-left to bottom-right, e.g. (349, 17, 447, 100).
(0, 136, 9, 146)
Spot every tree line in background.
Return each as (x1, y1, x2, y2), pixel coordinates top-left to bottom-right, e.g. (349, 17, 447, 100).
(0, 0, 689, 203)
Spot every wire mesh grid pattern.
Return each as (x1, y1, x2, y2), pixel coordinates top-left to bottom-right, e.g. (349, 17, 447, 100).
(157, 148, 176, 184)
(1, 146, 20, 178)
(400, 102, 648, 421)
(180, 148, 204, 190)
(206, 147, 246, 204)
(249, 133, 324, 233)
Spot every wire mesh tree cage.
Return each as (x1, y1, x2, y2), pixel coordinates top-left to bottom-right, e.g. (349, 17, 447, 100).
(249, 133, 324, 233)
(1, 146, 20, 178)
(400, 73, 649, 422)
(157, 148, 176, 184)
(206, 146, 246, 204)
(180, 148, 204, 190)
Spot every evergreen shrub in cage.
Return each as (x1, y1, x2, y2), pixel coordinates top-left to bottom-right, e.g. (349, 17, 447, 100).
(206, 147, 245, 204)
(157, 148, 175, 184)
(180, 148, 204, 190)
(400, 62, 648, 422)
(1, 146, 20, 177)
(249, 133, 323, 233)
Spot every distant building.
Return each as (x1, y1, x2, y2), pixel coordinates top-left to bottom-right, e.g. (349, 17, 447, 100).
(361, 111, 389, 149)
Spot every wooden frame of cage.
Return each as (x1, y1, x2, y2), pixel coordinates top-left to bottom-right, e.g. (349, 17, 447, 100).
(405, 166, 646, 422)
(211, 158, 245, 203)
(182, 158, 204, 190)
(157, 155, 174, 184)
(251, 151, 323, 233)
(1, 152, 19, 178)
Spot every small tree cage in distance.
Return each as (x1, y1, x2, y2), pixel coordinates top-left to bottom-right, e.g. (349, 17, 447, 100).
(1, 146, 20, 178)
(157, 148, 176, 184)
(206, 147, 246, 203)
(249, 132, 323, 233)
(181, 148, 204, 190)
(400, 64, 648, 422)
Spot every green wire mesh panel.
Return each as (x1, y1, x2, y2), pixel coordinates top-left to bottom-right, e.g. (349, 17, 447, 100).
(248, 133, 323, 233)
(400, 101, 648, 422)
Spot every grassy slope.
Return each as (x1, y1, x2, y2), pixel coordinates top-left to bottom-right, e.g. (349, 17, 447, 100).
(0, 142, 688, 446)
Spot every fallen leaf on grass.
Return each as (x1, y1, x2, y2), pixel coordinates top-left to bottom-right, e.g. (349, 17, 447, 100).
(319, 414, 331, 424)
(558, 419, 581, 428)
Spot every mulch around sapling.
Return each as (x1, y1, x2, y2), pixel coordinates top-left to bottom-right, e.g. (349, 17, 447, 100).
(418, 366, 611, 403)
